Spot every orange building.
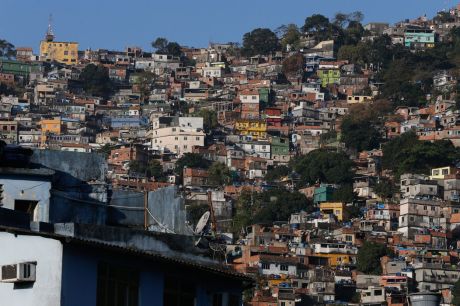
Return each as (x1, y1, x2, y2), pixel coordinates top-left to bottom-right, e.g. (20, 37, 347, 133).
(40, 117, 62, 146)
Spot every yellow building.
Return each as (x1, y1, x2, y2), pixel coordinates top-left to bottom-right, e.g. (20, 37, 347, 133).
(40, 40, 78, 65)
(313, 253, 356, 267)
(40, 118, 62, 146)
(319, 202, 347, 221)
(39, 22, 78, 65)
(235, 119, 267, 140)
(430, 166, 456, 180)
(347, 95, 373, 104)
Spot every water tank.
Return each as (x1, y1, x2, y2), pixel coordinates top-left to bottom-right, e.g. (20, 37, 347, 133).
(408, 292, 441, 306)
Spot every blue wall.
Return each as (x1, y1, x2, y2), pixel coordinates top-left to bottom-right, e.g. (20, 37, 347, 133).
(60, 243, 243, 306)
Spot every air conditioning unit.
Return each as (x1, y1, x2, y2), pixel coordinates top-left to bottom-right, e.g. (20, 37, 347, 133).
(1, 262, 36, 283)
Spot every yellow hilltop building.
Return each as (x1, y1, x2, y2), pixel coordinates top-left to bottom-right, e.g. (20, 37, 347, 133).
(40, 117, 62, 146)
(319, 202, 347, 221)
(234, 119, 267, 140)
(39, 19, 78, 65)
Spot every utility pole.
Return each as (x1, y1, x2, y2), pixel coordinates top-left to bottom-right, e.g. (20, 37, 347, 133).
(144, 190, 148, 230)
(207, 190, 217, 234)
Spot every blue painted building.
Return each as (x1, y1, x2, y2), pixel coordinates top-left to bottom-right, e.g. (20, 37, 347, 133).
(0, 215, 252, 306)
(404, 28, 435, 49)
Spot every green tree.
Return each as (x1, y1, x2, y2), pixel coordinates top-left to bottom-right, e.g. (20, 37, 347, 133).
(302, 14, 342, 45)
(340, 115, 381, 152)
(174, 153, 210, 175)
(292, 149, 354, 185)
(276, 24, 301, 50)
(151, 37, 168, 53)
(97, 143, 117, 157)
(453, 278, 460, 306)
(233, 190, 255, 234)
(282, 53, 305, 81)
(302, 14, 331, 34)
(331, 184, 356, 203)
(382, 132, 460, 177)
(253, 189, 310, 224)
(208, 162, 231, 186)
(133, 71, 155, 102)
(374, 178, 396, 200)
(194, 109, 218, 133)
(0, 39, 15, 59)
(151, 37, 182, 56)
(265, 165, 291, 183)
(79, 64, 113, 98)
(129, 160, 164, 179)
(233, 189, 313, 234)
(241, 28, 280, 57)
(165, 42, 182, 57)
(356, 241, 392, 275)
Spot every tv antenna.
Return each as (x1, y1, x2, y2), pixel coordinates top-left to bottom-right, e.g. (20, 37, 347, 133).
(45, 14, 55, 42)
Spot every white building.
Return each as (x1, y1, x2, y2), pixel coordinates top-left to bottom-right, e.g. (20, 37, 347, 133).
(150, 116, 205, 155)
(239, 142, 270, 159)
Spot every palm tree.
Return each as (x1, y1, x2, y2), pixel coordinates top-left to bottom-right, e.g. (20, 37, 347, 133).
(0, 39, 15, 59)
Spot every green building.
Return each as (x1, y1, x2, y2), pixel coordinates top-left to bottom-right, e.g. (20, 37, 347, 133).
(314, 185, 336, 204)
(317, 68, 340, 87)
(258, 87, 272, 106)
(271, 136, 289, 157)
(0, 59, 43, 78)
(404, 29, 435, 49)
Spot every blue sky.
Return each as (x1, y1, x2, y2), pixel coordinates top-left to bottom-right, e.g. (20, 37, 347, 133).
(0, 0, 453, 52)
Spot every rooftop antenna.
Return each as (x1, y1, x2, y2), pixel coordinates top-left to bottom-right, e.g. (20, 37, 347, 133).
(45, 14, 55, 42)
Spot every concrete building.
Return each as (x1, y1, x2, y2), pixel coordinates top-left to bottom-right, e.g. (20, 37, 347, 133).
(0, 217, 252, 306)
(398, 198, 444, 238)
(414, 263, 460, 292)
(0, 120, 18, 144)
(39, 25, 78, 65)
(400, 174, 439, 199)
(150, 116, 205, 155)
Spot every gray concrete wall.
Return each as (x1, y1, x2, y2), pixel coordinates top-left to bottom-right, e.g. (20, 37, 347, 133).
(148, 186, 192, 235)
(30, 150, 107, 183)
(108, 190, 144, 227)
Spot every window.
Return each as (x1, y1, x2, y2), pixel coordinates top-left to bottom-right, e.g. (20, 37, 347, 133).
(196, 137, 200, 141)
(280, 265, 288, 271)
(345, 235, 353, 242)
(261, 263, 270, 270)
(431, 206, 435, 211)
(184, 137, 187, 140)
(164, 275, 195, 306)
(96, 262, 139, 306)
(374, 289, 383, 296)
(14, 200, 38, 221)
(212, 293, 223, 306)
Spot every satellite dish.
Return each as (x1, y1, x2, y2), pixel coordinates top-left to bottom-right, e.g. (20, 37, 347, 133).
(195, 211, 210, 235)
